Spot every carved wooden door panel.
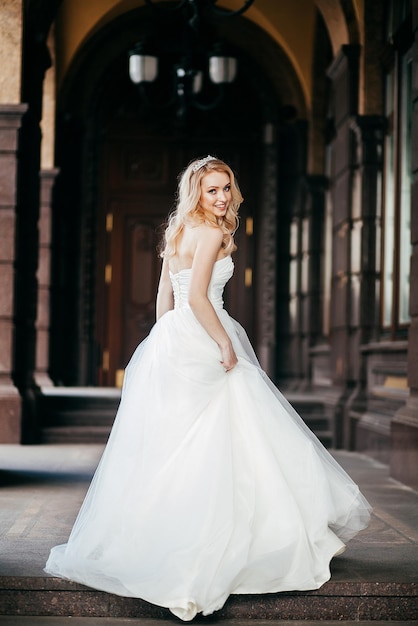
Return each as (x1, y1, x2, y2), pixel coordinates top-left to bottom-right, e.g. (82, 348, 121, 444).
(97, 141, 174, 386)
(113, 201, 163, 382)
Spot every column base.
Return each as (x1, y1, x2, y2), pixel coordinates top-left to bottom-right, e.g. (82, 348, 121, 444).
(391, 396, 418, 491)
(0, 386, 22, 443)
(34, 372, 54, 388)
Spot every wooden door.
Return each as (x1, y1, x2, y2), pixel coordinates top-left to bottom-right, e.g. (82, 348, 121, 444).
(97, 140, 175, 386)
(107, 200, 165, 385)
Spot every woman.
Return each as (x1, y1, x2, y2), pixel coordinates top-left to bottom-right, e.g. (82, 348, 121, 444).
(45, 155, 371, 622)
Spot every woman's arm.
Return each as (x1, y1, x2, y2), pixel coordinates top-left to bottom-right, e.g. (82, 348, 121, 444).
(156, 256, 174, 321)
(188, 226, 238, 371)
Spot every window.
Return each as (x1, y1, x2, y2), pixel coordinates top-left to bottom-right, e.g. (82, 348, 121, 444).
(381, 0, 412, 334)
(322, 143, 332, 337)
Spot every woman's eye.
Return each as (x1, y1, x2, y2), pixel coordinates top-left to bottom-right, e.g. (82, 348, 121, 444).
(208, 189, 216, 194)
(225, 186, 231, 192)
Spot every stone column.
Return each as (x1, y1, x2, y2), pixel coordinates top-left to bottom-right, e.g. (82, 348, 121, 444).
(34, 28, 58, 388)
(390, 1, 418, 491)
(0, 104, 27, 442)
(304, 175, 327, 366)
(34, 168, 59, 387)
(326, 45, 360, 447)
(256, 123, 278, 378)
(345, 115, 385, 448)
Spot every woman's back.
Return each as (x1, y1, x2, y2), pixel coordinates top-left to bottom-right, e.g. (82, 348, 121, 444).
(168, 224, 228, 275)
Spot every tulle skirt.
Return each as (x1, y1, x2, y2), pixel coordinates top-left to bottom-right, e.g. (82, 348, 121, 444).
(45, 306, 371, 621)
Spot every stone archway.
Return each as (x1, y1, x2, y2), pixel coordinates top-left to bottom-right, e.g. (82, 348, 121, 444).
(48, 5, 307, 387)
(315, 0, 360, 55)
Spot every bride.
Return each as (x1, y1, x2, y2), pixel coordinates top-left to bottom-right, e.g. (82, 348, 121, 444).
(45, 155, 371, 621)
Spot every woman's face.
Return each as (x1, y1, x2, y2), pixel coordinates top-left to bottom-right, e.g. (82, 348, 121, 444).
(199, 171, 231, 219)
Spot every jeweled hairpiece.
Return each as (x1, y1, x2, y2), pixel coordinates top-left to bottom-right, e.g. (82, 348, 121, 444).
(192, 155, 216, 172)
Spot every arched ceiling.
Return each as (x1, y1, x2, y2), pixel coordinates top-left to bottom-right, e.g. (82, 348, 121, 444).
(49, 0, 361, 114)
(55, 3, 306, 123)
(54, 0, 318, 109)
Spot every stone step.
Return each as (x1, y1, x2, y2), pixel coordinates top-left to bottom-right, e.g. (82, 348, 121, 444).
(38, 388, 121, 444)
(0, 577, 416, 621)
(286, 395, 332, 447)
(314, 429, 333, 447)
(43, 409, 116, 427)
(39, 398, 120, 416)
(0, 615, 416, 626)
(41, 426, 112, 444)
(38, 389, 121, 411)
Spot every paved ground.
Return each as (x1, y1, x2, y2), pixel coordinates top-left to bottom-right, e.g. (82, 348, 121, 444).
(0, 445, 417, 623)
(1, 445, 418, 582)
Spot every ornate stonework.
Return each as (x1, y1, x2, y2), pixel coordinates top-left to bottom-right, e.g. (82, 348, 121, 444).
(256, 124, 278, 374)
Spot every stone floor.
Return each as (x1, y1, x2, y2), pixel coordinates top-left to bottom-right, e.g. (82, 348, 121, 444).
(0, 615, 418, 626)
(0, 445, 417, 621)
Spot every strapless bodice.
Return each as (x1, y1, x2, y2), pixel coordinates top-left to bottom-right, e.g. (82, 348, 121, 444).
(170, 255, 234, 311)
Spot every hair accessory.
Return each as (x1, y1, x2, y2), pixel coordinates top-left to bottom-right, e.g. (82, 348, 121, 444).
(192, 155, 216, 172)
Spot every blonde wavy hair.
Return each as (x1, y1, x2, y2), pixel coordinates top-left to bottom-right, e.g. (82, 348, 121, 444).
(161, 156, 243, 258)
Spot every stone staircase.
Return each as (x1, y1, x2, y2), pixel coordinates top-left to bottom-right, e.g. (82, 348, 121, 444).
(1, 442, 417, 621)
(286, 392, 333, 447)
(38, 387, 121, 443)
(0, 576, 416, 620)
(37, 387, 331, 447)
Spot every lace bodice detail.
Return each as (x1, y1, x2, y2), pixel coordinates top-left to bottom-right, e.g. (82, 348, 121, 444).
(170, 256, 234, 311)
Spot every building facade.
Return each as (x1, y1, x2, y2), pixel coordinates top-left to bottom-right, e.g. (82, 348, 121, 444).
(0, 0, 417, 489)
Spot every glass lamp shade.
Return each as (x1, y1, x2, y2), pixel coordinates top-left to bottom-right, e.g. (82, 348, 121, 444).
(129, 54, 158, 84)
(193, 71, 203, 94)
(209, 56, 237, 84)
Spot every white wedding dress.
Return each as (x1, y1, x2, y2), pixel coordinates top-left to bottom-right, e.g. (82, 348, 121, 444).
(45, 255, 371, 621)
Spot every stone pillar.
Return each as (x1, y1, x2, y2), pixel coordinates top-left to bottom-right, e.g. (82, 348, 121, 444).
(256, 123, 278, 378)
(34, 168, 59, 387)
(326, 45, 360, 447)
(390, 1, 418, 491)
(0, 104, 27, 442)
(346, 115, 385, 448)
(304, 175, 327, 361)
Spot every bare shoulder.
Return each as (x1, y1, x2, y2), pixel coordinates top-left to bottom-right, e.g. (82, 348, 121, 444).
(191, 225, 224, 271)
(194, 224, 223, 246)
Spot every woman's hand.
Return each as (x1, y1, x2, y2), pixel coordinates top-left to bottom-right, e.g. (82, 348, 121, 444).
(220, 341, 238, 372)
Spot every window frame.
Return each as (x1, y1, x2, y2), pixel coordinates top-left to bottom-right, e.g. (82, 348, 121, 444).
(380, 8, 413, 338)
